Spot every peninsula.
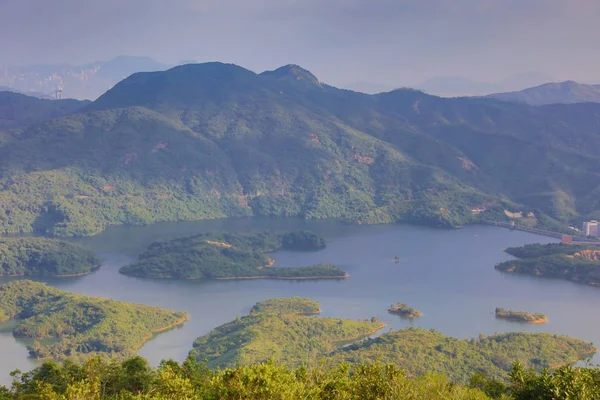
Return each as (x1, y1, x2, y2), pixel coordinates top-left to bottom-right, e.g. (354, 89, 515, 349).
(0, 237, 100, 277)
(0, 280, 187, 360)
(119, 231, 346, 280)
(388, 302, 422, 318)
(189, 298, 595, 382)
(495, 308, 548, 324)
(495, 243, 600, 286)
(189, 297, 384, 369)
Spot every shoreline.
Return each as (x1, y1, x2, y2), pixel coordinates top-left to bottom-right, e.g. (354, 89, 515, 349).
(330, 323, 386, 349)
(134, 315, 189, 352)
(496, 315, 548, 324)
(24, 315, 190, 360)
(215, 273, 350, 281)
(122, 272, 350, 281)
(0, 265, 100, 278)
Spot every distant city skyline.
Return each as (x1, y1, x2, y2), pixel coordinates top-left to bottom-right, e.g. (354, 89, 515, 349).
(2, 0, 600, 91)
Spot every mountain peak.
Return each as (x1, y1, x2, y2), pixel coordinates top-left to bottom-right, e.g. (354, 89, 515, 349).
(260, 64, 321, 87)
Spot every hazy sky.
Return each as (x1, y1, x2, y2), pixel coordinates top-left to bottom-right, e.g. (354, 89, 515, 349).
(1, 0, 599, 87)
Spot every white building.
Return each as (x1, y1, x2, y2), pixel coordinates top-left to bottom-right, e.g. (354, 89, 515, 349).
(582, 220, 599, 237)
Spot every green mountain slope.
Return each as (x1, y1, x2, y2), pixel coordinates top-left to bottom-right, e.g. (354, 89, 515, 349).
(0, 237, 99, 276)
(0, 63, 599, 235)
(0, 91, 89, 129)
(487, 81, 600, 105)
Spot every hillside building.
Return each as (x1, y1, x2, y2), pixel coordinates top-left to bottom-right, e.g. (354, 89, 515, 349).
(582, 220, 599, 237)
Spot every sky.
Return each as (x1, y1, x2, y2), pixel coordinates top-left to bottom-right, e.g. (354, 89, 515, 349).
(1, 0, 600, 89)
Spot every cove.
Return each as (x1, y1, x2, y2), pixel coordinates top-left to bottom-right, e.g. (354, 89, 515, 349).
(2, 218, 600, 386)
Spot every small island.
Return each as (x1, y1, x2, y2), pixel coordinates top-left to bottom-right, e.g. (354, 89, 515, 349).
(495, 308, 547, 324)
(495, 243, 600, 286)
(388, 302, 422, 318)
(0, 237, 100, 277)
(0, 280, 187, 360)
(119, 231, 345, 280)
(281, 230, 326, 251)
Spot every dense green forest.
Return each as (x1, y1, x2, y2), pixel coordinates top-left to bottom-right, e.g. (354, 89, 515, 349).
(1, 63, 600, 236)
(190, 298, 383, 368)
(5, 355, 600, 400)
(495, 308, 547, 324)
(0, 280, 187, 360)
(119, 231, 346, 279)
(0, 237, 99, 276)
(189, 298, 594, 382)
(388, 302, 422, 318)
(328, 329, 594, 383)
(281, 230, 326, 250)
(0, 91, 88, 129)
(496, 243, 600, 285)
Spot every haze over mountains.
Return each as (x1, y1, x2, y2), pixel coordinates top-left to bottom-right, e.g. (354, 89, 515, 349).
(488, 81, 600, 106)
(0, 56, 180, 100)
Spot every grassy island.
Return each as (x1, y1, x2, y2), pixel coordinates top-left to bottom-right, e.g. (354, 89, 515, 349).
(281, 230, 326, 251)
(0, 237, 99, 277)
(495, 308, 547, 324)
(0, 280, 187, 360)
(119, 231, 345, 280)
(388, 302, 423, 318)
(496, 243, 600, 286)
(190, 297, 383, 368)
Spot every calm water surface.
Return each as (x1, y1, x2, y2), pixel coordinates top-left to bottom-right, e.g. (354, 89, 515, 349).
(2, 218, 600, 386)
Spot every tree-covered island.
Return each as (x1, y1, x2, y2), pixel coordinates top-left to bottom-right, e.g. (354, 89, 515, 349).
(388, 302, 423, 318)
(0, 237, 100, 277)
(0, 280, 187, 361)
(119, 231, 346, 280)
(495, 243, 600, 286)
(281, 230, 326, 251)
(495, 308, 548, 324)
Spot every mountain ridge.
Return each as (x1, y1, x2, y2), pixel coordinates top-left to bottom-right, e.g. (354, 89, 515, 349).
(487, 81, 600, 105)
(0, 62, 599, 236)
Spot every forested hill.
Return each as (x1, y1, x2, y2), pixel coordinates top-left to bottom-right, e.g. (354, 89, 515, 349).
(0, 91, 89, 129)
(1, 62, 600, 236)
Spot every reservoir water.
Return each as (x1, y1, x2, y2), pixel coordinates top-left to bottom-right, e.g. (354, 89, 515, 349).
(2, 218, 599, 386)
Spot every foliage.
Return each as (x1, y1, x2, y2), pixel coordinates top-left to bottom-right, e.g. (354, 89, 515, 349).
(495, 308, 546, 323)
(249, 297, 321, 315)
(119, 231, 346, 279)
(1, 356, 497, 400)
(2, 64, 600, 236)
(388, 302, 422, 318)
(8, 354, 600, 399)
(0, 237, 99, 276)
(0, 280, 187, 360)
(189, 298, 594, 382)
(504, 243, 587, 259)
(190, 298, 383, 369)
(281, 230, 326, 251)
(496, 243, 600, 285)
(0, 91, 88, 129)
(328, 328, 595, 383)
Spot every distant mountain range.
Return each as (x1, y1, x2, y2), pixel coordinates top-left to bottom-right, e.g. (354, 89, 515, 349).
(0, 62, 599, 237)
(417, 72, 555, 97)
(346, 72, 556, 97)
(0, 56, 182, 100)
(487, 81, 600, 105)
